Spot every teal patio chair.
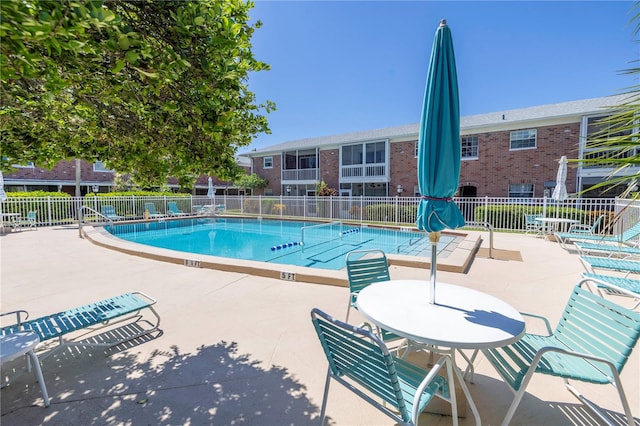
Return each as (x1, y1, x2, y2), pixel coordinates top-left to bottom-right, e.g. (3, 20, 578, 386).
(483, 282, 640, 426)
(144, 202, 166, 219)
(167, 202, 188, 216)
(16, 211, 37, 230)
(523, 213, 543, 236)
(345, 249, 405, 348)
(311, 308, 458, 426)
(567, 214, 605, 234)
(101, 205, 124, 221)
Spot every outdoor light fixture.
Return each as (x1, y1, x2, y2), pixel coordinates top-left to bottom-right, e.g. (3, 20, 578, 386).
(286, 185, 291, 195)
(396, 184, 403, 195)
(92, 185, 99, 193)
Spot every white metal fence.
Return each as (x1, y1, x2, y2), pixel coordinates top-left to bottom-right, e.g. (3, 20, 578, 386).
(2, 195, 640, 234)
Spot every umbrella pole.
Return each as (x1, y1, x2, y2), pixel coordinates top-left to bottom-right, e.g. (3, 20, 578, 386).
(429, 231, 440, 304)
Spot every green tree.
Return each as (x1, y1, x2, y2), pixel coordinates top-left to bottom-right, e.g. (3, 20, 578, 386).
(233, 172, 267, 195)
(0, 0, 274, 187)
(572, 2, 640, 197)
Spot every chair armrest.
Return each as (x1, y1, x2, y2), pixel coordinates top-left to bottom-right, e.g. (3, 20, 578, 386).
(533, 345, 617, 372)
(0, 310, 29, 328)
(568, 224, 591, 233)
(519, 311, 553, 334)
(411, 355, 452, 422)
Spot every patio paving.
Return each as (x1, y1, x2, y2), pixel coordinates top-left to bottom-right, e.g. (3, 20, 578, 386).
(1, 226, 638, 425)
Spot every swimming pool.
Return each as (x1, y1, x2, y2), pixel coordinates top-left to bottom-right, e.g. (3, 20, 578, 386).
(106, 218, 457, 271)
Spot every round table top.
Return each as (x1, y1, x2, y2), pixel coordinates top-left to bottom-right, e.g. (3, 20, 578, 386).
(356, 280, 525, 349)
(0, 331, 41, 363)
(534, 217, 579, 224)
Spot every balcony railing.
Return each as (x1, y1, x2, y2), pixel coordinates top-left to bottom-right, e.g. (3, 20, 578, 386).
(341, 164, 387, 179)
(281, 168, 319, 182)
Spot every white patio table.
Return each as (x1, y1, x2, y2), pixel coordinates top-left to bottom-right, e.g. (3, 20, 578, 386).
(0, 331, 50, 406)
(356, 279, 526, 425)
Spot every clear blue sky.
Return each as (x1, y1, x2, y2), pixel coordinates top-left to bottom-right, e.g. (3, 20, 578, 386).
(243, 1, 638, 153)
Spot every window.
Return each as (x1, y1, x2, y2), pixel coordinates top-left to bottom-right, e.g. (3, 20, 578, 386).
(365, 142, 385, 164)
(583, 115, 637, 167)
(264, 188, 273, 196)
(283, 149, 317, 169)
(93, 161, 112, 172)
(510, 129, 537, 150)
(508, 183, 534, 198)
(12, 161, 34, 168)
(342, 144, 363, 165)
(461, 136, 478, 159)
(263, 156, 273, 169)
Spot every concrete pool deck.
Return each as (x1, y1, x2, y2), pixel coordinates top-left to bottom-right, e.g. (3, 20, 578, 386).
(1, 226, 639, 425)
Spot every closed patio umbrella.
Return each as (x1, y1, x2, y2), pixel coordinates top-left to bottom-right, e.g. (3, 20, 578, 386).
(552, 156, 568, 202)
(416, 20, 465, 304)
(207, 176, 214, 204)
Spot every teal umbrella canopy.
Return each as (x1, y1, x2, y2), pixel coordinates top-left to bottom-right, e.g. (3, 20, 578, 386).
(416, 19, 465, 233)
(416, 19, 465, 304)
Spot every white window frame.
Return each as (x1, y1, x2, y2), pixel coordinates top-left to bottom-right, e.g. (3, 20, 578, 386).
(263, 156, 273, 169)
(93, 161, 112, 172)
(509, 129, 537, 151)
(508, 183, 534, 198)
(461, 136, 479, 160)
(12, 161, 34, 168)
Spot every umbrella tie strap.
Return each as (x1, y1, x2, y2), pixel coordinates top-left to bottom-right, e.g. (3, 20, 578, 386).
(421, 196, 453, 201)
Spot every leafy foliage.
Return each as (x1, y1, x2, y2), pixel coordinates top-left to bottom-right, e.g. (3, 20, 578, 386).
(570, 2, 640, 196)
(233, 172, 268, 193)
(1, 0, 273, 187)
(316, 180, 338, 196)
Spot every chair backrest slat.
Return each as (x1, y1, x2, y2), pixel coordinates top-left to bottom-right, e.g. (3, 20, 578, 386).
(346, 250, 390, 301)
(556, 285, 640, 372)
(311, 308, 410, 421)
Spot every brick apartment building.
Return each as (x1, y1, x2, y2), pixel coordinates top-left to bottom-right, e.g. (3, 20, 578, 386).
(3, 157, 251, 196)
(242, 94, 636, 199)
(4, 94, 634, 198)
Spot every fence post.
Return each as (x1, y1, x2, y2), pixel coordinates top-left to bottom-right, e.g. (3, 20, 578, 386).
(46, 196, 52, 226)
(483, 196, 488, 224)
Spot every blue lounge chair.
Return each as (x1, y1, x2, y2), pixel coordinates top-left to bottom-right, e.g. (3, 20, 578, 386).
(311, 308, 458, 426)
(556, 221, 640, 250)
(101, 205, 124, 221)
(575, 241, 640, 258)
(144, 202, 166, 219)
(582, 273, 640, 309)
(483, 282, 640, 426)
(580, 255, 640, 276)
(167, 202, 188, 216)
(0, 292, 161, 354)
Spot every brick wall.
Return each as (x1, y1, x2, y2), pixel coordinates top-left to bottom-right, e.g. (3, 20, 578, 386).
(390, 140, 418, 196)
(460, 123, 579, 197)
(319, 149, 339, 190)
(253, 154, 282, 195)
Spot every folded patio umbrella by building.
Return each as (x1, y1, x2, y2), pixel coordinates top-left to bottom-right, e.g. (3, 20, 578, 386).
(416, 20, 466, 304)
(552, 155, 568, 202)
(207, 176, 214, 204)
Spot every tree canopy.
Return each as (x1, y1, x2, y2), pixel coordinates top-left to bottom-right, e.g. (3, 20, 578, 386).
(0, 0, 273, 187)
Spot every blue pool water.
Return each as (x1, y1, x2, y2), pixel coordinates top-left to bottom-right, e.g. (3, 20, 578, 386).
(106, 218, 456, 270)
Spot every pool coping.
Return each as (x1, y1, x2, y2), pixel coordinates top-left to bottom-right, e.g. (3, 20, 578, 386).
(82, 218, 482, 287)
